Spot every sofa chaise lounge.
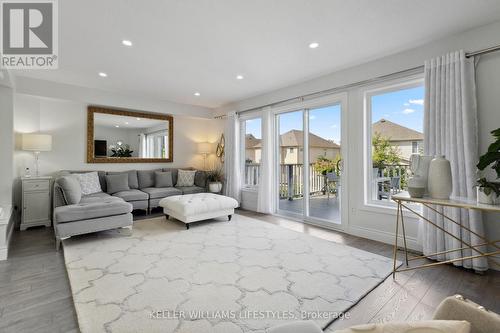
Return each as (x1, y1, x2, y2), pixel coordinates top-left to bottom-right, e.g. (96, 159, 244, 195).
(53, 168, 207, 249)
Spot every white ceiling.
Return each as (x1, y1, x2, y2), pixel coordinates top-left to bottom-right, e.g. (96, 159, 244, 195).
(94, 113, 166, 129)
(13, 0, 500, 109)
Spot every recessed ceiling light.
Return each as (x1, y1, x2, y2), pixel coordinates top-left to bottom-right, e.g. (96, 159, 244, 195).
(136, 118, 141, 120)
(122, 40, 133, 46)
(309, 42, 319, 49)
(115, 125, 119, 128)
(125, 122, 129, 125)
(194, 92, 201, 96)
(236, 75, 244, 80)
(98, 72, 107, 77)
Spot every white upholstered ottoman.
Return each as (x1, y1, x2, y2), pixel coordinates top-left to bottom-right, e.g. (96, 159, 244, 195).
(159, 193, 239, 229)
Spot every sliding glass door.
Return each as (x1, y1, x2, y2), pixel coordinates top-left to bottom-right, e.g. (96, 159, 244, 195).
(277, 110, 304, 215)
(275, 99, 344, 226)
(308, 105, 342, 222)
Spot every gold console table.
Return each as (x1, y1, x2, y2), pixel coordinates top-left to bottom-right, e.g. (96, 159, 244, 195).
(391, 192, 500, 277)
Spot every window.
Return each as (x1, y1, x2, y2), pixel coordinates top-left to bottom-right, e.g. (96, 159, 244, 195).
(412, 141, 418, 154)
(365, 79, 424, 205)
(242, 118, 262, 188)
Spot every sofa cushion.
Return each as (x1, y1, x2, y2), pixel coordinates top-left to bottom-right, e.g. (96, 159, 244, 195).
(60, 170, 107, 192)
(106, 173, 130, 194)
(155, 171, 173, 188)
(332, 321, 471, 333)
(268, 321, 322, 333)
(58, 175, 82, 205)
(112, 189, 148, 202)
(176, 186, 206, 195)
(176, 170, 197, 187)
(54, 200, 132, 224)
(73, 172, 102, 195)
(162, 168, 179, 185)
(142, 187, 182, 199)
(194, 170, 207, 188)
(138, 170, 160, 188)
(107, 170, 139, 189)
(80, 192, 115, 204)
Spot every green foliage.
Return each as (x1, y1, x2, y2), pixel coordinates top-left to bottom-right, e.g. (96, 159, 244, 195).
(476, 177, 500, 196)
(477, 128, 500, 179)
(372, 133, 401, 168)
(207, 166, 224, 182)
(314, 155, 341, 175)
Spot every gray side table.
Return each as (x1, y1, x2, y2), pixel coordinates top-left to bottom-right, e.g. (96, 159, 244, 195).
(21, 177, 52, 231)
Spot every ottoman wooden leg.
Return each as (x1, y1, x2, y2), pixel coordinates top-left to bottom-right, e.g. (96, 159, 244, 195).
(165, 214, 169, 220)
(228, 215, 232, 221)
(186, 223, 190, 230)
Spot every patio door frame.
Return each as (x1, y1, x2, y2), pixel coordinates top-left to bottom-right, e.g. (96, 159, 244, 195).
(272, 93, 348, 231)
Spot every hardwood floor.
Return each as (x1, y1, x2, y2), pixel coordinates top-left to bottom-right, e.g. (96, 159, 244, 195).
(0, 210, 498, 332)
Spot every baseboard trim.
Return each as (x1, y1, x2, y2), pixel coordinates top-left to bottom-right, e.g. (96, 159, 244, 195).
(348, 224, 422, 252)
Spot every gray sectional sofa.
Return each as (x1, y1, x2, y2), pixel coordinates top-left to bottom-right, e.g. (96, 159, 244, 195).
(52, 168, 207, 250)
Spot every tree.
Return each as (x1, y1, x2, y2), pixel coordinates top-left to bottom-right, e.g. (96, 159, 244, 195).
(372, 133, 401, 169)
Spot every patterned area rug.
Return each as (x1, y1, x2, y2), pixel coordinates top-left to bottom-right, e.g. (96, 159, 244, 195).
(63, 214, 396, 332)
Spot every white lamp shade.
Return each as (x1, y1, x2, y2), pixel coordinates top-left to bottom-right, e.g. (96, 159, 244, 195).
(22, 134, 52, 152)
(197, 142, 212, 154)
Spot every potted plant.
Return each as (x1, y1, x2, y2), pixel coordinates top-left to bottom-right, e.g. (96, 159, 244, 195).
(476, 128, 500, 204)
(476, 178, 500, 205)
(207, 167, 224, 193)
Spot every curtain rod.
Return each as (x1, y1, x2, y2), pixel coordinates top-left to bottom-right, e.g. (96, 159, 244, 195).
(225, 43, 500, 117)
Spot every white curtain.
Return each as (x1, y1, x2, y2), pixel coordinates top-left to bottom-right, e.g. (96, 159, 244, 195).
(138, 133, 146, 158)
(224, 112, 241, 202)
(420, 50, 488, 271)
(257, 108, 274, 213)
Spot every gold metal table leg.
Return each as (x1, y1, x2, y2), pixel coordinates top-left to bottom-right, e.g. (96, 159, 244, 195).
(392, 200, 400, 279)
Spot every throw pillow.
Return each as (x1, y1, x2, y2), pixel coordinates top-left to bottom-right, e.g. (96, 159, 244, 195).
(333, 320, 471, 333)
(105, 173, 130, 194)
(107, 171, 139, 189)
(137, 170, 156, 188)
(74, 172, 102, 195)
(58, 175, 82, 205)
(155, 171, 173, 188)
(176, 169, 197, 187)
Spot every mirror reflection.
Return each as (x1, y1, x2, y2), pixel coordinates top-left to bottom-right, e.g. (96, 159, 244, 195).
(93, 113, 170, 159)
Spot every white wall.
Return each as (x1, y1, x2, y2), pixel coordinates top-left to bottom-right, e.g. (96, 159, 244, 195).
(14, 94, 225, 177)
(12, 93, 225, 227)
(0, 82, 14, 260)
(217, 20, 500, 254)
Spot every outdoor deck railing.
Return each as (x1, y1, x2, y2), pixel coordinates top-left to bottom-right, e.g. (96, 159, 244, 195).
(245, 162, 411, 199)
(245, 163, 327, 199)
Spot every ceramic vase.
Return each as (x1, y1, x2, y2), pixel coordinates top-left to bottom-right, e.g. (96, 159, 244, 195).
(427, 155, 452, 199)
(409, 154, 433, 195)
(208, 182, 223, 193)
(408, 175, 426, 198)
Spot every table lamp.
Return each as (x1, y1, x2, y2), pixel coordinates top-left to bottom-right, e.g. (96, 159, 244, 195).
(22, 134, 52, 177)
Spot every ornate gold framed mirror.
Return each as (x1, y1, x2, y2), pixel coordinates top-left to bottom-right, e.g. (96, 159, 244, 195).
(87, 106, 173, 163)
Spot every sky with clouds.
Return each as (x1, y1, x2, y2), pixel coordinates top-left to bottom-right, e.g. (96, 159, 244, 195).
(244, 84, 424, 144)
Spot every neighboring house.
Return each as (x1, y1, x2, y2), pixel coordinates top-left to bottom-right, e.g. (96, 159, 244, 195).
(372, 119, 423, 163)
(245, 130, 341, 165)
(245, 134, 262, 163)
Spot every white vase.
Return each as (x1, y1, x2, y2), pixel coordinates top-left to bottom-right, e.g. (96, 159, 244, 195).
(477, 187, 496, 205)
(427, 155, 452, 199)
(409, 154, 433, 195)
(208, 182, 222, 193)
(408, 175, 426, 198)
